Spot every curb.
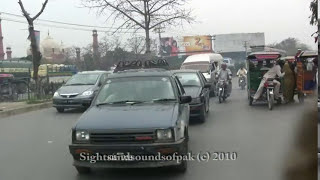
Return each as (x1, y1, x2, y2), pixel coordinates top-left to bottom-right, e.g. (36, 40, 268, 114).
(0, 102, 52, 118)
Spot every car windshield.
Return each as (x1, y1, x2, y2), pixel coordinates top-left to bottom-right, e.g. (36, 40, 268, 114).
(175, 73, 201, 87)
(95, 76, 176, 104)
(65, 74, 99, 85)
(181, 64, 210, 73)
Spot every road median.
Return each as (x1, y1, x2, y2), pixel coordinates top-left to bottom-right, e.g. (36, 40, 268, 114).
(0, 101, 52, 118)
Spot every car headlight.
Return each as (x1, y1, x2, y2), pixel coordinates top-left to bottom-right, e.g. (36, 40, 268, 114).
(53, 92, 59, 97)
(191, 97, 201, 104)
(156, 129, 174, 142)
(82, 91, 94, 96)
(75, 130, 90, 142)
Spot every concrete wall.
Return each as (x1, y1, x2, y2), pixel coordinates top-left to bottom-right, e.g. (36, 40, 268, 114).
(214, 33, 265, 53)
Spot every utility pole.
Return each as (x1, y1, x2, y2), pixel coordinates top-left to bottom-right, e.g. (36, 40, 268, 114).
(207, 35, 216, 52)
(244, 41, 249, 57)
(154, 26, 165, 57)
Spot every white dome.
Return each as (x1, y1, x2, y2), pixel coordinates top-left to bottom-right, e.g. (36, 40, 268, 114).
(41, 35, 60, 50)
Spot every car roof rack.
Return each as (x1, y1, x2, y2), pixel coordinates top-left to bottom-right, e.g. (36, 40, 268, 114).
(113, 59, 170, 73)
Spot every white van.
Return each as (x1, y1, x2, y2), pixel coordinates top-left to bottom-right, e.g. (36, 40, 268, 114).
(180, 53, 224, 96)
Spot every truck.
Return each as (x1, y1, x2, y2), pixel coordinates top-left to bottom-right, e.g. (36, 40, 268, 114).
(0, 59, 32, 93)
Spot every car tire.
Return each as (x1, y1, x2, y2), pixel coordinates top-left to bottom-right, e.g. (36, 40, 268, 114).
(175, 141, 188, 173)
(206, 100, 209, 113)
(209, 89, 215, 97)
(199, 105, 206, 123)
(56, 107, 65, 113)
(75, 166, 91, 174)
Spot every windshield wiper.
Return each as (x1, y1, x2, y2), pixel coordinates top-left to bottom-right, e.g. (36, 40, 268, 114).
(65, 83, 87, 86)
(96, 100, 145, 106)
(152, 98, 177, 102)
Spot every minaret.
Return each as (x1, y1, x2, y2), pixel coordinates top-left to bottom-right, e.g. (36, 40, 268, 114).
(0, 18, 5, 60)
(6, 47, 12, 59)
(92, 30, 99, 57)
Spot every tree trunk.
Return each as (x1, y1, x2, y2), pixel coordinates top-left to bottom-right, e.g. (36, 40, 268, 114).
(144, 0, 151, 54)
(145, 29, 151, 54)
(28, 23, 42, 98)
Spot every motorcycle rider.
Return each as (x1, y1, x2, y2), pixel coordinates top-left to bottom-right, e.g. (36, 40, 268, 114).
(237, 66, 247, 87)
(253, 59, 285, 103)
(216, 63, 232, 97)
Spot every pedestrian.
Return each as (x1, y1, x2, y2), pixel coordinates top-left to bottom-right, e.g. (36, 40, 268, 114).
(283, 61, 295, 104)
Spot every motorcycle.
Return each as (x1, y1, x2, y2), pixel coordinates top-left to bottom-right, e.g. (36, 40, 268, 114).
(217, 80, 227, 103)
(239, 75, 246, 90)
(263, 78, 276, 110)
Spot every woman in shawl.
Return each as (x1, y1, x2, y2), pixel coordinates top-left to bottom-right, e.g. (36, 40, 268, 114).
(283, 61, 295, 103)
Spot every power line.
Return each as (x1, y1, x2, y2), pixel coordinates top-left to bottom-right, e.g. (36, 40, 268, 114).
(1, 17, 145, 34)
(0, 11, 139, 30)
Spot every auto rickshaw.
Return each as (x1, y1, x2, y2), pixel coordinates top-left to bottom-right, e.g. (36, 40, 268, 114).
(295, 51, 318, 102)
(0, 74, 18, 101)
(246, 52, 282, 110)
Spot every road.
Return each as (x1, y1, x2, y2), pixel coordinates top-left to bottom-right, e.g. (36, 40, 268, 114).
(0, 80, 315, 180)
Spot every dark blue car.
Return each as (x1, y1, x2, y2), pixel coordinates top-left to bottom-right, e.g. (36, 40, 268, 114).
(69, 69, 192, 174)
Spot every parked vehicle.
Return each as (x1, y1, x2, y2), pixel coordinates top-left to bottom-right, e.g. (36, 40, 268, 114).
(172, 70, 211, 123)
(53, 71, 110, 112)
(0, 59, 32, 94)
(180, 53, 223, 97)
(69, 68, 192, 174)
(247, 52, 282, 110)
(0, 74, 18, 101)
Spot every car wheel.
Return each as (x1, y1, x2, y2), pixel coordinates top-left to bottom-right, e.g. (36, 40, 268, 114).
(206, 100, 209, 113)
(75, 166, 91, 174)
(199, 105, 206, 123)
(175, 141, 188, 173)
(56, 107, 65, 113)
(209, 89, 215, 97)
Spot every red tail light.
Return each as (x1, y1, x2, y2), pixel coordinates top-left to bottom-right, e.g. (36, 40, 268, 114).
(264, 82, 268, 87)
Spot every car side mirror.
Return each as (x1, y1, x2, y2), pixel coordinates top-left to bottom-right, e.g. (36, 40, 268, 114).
(180, 96, 192, 104)
(204, 83, 211, 89)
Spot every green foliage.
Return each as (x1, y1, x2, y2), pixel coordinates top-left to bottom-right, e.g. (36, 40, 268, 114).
(26, 96, 52, 104)
(310, 0, 318, 26)
(269, 38, 311, 56)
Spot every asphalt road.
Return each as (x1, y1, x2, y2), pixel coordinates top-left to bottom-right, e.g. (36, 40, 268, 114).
(0, 80, 315, 180)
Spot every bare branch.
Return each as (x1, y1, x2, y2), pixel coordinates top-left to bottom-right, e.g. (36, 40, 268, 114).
(32, 0, 49, 20)
(103, 0, 145, 28)
(125, 0, 144, 15)
(18, 0, 31, 21)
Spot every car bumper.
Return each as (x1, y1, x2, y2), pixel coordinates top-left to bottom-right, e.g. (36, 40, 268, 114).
(189, 103, 204, 117)
(69, 139, 186, 168)
(53, 97, 94, 108)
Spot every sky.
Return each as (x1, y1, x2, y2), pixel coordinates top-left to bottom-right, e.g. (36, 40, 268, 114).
(0, 0, 317, 57)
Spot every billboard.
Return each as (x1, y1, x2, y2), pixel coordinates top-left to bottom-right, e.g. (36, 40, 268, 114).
(183, 36, 212, 54)
(214, 33, 265, 53)
(27, 30, 41, 50)
(160, 35, 212, 57)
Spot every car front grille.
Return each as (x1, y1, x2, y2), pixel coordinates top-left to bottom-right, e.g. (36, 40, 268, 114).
(61, 94, 78, 98)
(90, 132, 155, 144)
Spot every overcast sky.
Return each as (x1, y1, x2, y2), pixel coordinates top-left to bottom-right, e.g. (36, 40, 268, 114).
(0, 0, 317, 57)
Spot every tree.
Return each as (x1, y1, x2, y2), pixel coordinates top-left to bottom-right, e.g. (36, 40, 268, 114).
(310, 0, 318, 26)
(83, 0, 194, 54)
(309, 0, 318, 42)
(127, 36, 146, 54)
(18, 0, 49, 97)
(269, 38, 311, 56)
